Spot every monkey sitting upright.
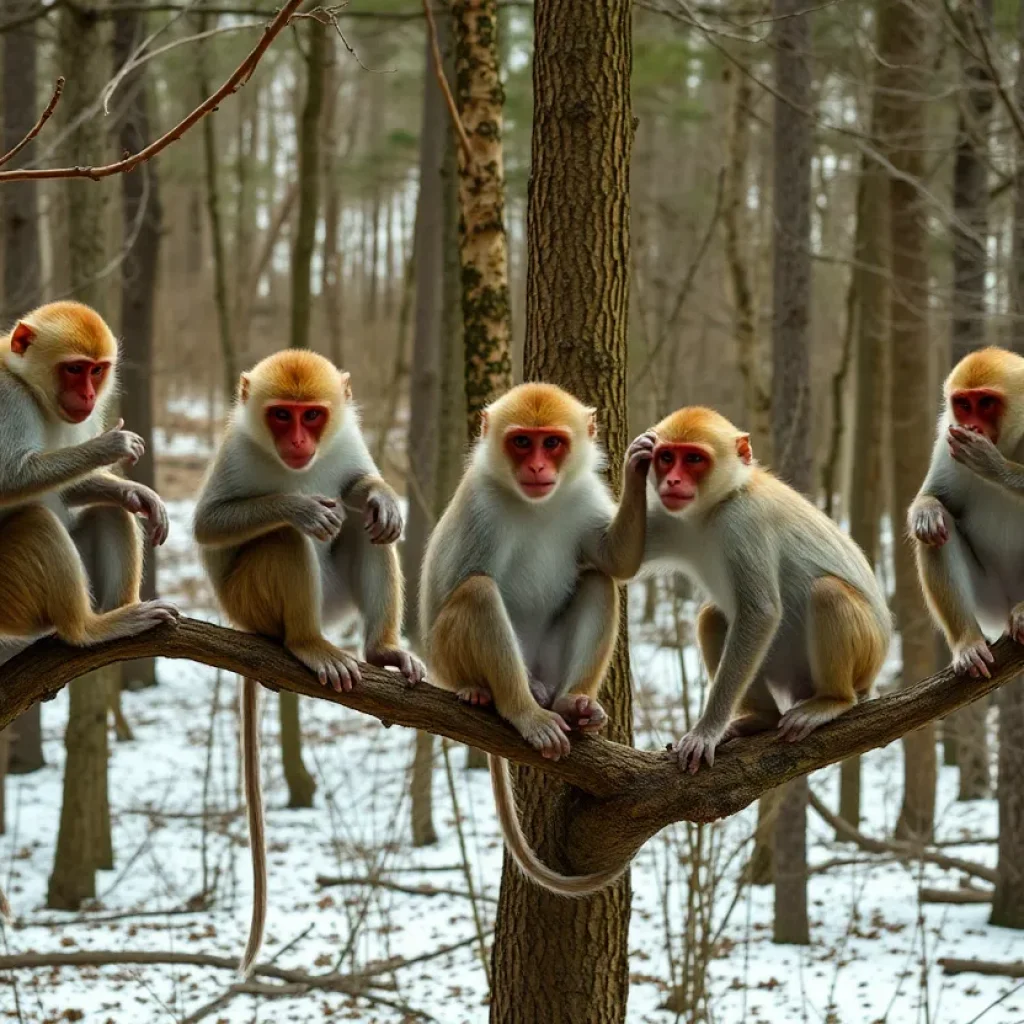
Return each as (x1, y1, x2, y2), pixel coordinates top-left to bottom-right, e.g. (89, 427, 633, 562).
(637, 407, 892, 773)
(193, 349, 423, 975)
(910, 346, 1024, 677)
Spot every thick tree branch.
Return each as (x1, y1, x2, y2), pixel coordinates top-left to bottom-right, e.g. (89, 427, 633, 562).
(2, 618, 1021, 873)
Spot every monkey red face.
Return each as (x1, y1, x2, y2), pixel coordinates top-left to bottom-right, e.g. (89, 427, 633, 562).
(56, 358, 111, 423)
(950, 388, 1004, 443)
(653, 443, 713, 512)
(504, 427, 571, 499)
(265, 403, 330, 469)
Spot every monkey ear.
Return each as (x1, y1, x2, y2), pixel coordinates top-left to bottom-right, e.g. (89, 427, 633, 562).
(479, 410, 490, 437)
(9, 322, 34, 355)
(339, 371, 352, 401)
(586, 408, 598, 438)
(736, 434, 753, 465)
(238, 373, 251, 403)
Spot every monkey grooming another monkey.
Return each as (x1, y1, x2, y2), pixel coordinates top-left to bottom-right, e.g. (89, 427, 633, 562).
(421, 382, 652, 894)
(193, 349, 423, 975)
(909, 346, 1024, 677)
(0, 300, 178, 917)
(637, 407, 891, 774)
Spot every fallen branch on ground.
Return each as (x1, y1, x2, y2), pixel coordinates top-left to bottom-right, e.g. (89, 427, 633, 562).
(939, 958, 1024, 978)
(807, 791, 998, 884)
(919, 887, 992, 904)
(2, 618, 1022, 875)
(316, 874, 498, 902)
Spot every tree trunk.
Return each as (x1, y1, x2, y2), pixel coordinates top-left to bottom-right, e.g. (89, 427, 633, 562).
(1, 0, 46, 776)
(290, 18, 327, 351)
(451, 0, 513, 439)
(279, 692, 316, 808)
(878, 0, 937, 842)
(768, 0, 813, 946)
(489, 1, 634, 1019)
(946, 0, 994, 801)
(47, 0, 114, 911)
(114, 6, 162, 692)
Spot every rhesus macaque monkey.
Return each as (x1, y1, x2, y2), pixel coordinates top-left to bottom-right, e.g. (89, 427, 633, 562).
(421, 383, 652, 894)
(0, 301, 177, 917)
(193, 349, 423, 975)
(909, 347, 1024, 677)
(637, 407, 891, 774)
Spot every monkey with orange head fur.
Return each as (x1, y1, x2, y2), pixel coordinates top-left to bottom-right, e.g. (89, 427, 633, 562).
(909, 347, 1024, 677)
(193, 349, 423, 976)
(637, 407, 891, 773)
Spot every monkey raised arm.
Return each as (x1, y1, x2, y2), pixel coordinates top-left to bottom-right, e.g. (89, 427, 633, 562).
(946, 425, 1024, 499)
(581, 433, 653, 580)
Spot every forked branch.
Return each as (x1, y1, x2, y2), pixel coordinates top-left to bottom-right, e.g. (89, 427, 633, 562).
(1, 619, 1021, 872)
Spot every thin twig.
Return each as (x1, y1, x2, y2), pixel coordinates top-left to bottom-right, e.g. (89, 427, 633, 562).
(316, 873, 498, 903)
(421, 0, 473, 163)
(0, 77, 63, 170)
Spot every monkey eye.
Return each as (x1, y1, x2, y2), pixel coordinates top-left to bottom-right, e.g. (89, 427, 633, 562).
(302, 408, 324, 424)
(542, 435, 563, 451)
(511, 435, 532, 450)
(271, 407, 292, 422)
(64, 363, 85, 375)
(658, 450, 675, 465)
(90, 364, 104, 377)
(979, 395, 996, 411)
(953, 397, 971, 414)
(685, 452, 706, 465)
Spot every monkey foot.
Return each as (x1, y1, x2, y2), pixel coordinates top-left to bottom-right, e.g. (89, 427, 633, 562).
(457, 686, 493, 707)
(673, 727, 720, 774)
(366, 645, 426, 686)
(101, 600, 180, 641)
(952, 638, 994, 679)
(909, 501, 949, 547)
(513, 709, 571, 761)
(776, 699, 853, 744)
(1009, 605, 1024, 645)
(551, 694, 607, 734)
(290, 641, 362, 692)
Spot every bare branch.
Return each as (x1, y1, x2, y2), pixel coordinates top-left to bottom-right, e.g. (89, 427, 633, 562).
(0, 77, 63, 170)
(0, 0, 304, 183)
(422, 0, 473, 163)
(1, 619, 1022, 873)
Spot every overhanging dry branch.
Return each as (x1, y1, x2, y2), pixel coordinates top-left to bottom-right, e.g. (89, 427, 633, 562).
(1, 619, 1022, 873)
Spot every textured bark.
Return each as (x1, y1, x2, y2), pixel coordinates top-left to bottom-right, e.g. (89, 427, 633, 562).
(290, 18, 327, 351)
(1013, 0, 1024, 354)
(5, 623, 1024, 877)
(47, 0, 114, 910)
(840, 145, 890, 831)
(946, 0, 994, 800)
(768, 0, 812, 945)
(878, 0, 937, 842)
(114, 7, 162, 691)
(1, 2, 45, 775)
(490, 0, 634, 1019)
(991, 679, 1024, 927)
(451, 0, 513, 438)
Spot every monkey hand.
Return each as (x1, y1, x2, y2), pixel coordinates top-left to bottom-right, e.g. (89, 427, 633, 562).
(364, 489, 403, 545)
(1009, 604, 1024, 645)
(951, 636, 994, 679)
(122, 485, 170, 546)
(625, 431, 657, 479)
(366, 645, 427, 685)
(908, 497, 949, 547)
(91, 419, 145, 468)
(948, 425, 1004, 481)
(674, 721, 723, 774)
(290, 495, 345, 542)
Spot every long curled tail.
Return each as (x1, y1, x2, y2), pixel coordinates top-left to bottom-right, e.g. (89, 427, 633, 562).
(238, 678, 266, 978)
(489, 754, 627, 896)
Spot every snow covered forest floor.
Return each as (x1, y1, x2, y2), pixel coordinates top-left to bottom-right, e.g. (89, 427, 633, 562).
(0, 426, 1022, 1024)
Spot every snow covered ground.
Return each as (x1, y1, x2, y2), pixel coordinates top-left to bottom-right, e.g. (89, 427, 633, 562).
(0, 458, 1022, 1023)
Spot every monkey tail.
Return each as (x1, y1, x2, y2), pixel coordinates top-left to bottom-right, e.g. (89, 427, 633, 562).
(238, 678, 267, 979)
(489, 755, 627, 896)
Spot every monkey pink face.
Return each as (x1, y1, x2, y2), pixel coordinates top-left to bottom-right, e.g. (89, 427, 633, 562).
(504, 427, 571, 500)
(265, 403, 330, 470)
(950, 388, 1004, 443)
(653, 443, 713, 512)
(56, 358, 111, 423)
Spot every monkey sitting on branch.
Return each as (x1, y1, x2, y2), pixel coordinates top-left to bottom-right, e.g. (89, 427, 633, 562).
(193, 349, 423, 975)
(637, 406, 892, 774)
(421, 382, 652, 895)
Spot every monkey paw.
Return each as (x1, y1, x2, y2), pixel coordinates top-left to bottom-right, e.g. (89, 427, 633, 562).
(1009, 605, 1024, 645)
(673, 725, 721, 774)
(119, 599, 180, 637)
(951, 637, 994, 679)
(291, 641, 362, 692)
(625, 431, 657, 477)
(364, 492, 403, 545)
(457, 686, 493, 707)
(948, 425, 1003, 480)
(366, 645, 426, 685)
(551, 694, 607, 735)
(513, 708, 571, 761)
(909, 500, 949, 547)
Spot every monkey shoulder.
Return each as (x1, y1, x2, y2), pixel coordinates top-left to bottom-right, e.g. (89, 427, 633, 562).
(0, 369, 45, 464)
